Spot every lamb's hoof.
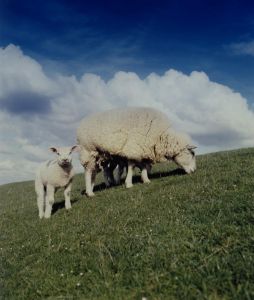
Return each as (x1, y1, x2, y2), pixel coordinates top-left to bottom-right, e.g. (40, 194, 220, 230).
(39, 213, 44, 219)
(65, 206, 72, 210)
(87, 192, 95, 197)
(143, 180, 151, 184)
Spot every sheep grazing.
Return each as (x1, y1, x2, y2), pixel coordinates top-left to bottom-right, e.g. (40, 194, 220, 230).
(77, 107, 197, 196)
(35, 146, 78, 219)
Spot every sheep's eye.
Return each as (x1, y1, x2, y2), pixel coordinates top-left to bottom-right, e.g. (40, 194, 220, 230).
(69, 152, 72, 155)
(57, 152, 60, 155)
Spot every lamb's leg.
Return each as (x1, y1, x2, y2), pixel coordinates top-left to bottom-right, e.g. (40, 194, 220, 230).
(125, 161, 134, 188)
(85, 168, 95, 197)
(44, 184, 55, 218)
(64, 180, 72, 210)
(35, 178, 45, 219)
(141, 163, 151, 184)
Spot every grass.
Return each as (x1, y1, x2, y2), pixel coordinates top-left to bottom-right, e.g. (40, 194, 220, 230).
(1, 148, 254, 299)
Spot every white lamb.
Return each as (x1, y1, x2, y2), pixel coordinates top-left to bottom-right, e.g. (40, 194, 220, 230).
(77, 107, 197, 196)
(35, 146, 78, 219)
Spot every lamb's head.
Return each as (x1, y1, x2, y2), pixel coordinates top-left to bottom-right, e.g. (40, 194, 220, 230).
(50, 145, 79, 167)
(173, 145, 197, 174)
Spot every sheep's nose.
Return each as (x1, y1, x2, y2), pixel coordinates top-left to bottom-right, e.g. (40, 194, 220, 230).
(190, 166, 196, 173)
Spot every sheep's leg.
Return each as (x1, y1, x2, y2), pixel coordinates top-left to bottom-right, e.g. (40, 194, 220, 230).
(91, 169, 97, 190)
(103, 168, 111, 187)
(64, 181, 72, 210)
(108, 164, 116, 186)
(104, 161, 116, 187)
(44, 185, 55, 218)
(35, 179, 45, 219)
(115, 166, 121, 185)
(141, 163, 151, 184)
(85, 168, 95, 197)
(125, 161, 134, 188)
(115, 161, 125, 185)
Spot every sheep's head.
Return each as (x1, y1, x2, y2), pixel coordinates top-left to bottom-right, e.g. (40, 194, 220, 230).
(173, 145, 197, 174)
(50, 145, 79, 167)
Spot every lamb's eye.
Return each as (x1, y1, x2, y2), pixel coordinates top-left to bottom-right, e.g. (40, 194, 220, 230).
(69, 152, 71, 155)
(57, 152, 60, 155)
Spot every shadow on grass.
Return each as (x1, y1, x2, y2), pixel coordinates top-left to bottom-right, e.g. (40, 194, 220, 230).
(149, 168, 186, 179)
(80, 168, 186, 195)
(52, 198, 79, 215)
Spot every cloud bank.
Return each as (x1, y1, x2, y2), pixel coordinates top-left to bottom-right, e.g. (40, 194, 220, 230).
(1, 44, 254, 184)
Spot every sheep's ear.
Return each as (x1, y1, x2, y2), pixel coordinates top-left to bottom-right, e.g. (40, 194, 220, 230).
(70, 145, 80, 153)
(187, 145, 197, 150)
(50, 147, 58, 153)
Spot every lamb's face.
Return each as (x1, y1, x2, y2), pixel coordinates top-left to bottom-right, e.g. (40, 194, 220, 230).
(173, 146, 197, 174)
(50, 146, 79, 167)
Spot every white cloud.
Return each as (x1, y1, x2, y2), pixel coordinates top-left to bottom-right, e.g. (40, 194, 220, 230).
(229, 40, 254, 56)
(0, 44, 254, 184)
(0, 160, 15, 170)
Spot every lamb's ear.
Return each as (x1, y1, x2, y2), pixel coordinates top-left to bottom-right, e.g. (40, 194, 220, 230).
(187, 145, 197, 150)
(70, 145, 80, 153)
(49, 147, 58, 153)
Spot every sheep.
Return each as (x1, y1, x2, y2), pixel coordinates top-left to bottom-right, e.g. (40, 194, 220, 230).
(35, 146, 78, 219)
(77, 107, 197, 196)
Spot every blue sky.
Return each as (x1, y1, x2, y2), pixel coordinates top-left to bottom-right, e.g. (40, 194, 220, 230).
(1, 0, 254, 100)
(1, 0, 254, 184)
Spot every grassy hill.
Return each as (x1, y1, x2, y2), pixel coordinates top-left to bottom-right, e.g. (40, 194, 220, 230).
(1, 148, 254, 299)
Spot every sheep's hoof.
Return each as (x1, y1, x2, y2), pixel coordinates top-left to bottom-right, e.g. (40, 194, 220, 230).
(143, 180, 151, 184)
(87, 192, 95, 197)
(39, 213, 44, 219)
(65, 206, 72, 210)
(126, 184, 133, 189)
(44, 213, 51, 219)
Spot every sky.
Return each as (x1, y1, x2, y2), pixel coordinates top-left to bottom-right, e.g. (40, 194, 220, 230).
(0, 0, 254, 184)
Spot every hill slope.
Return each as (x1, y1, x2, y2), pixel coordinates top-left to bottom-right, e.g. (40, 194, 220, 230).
(1, 149, 254, 299)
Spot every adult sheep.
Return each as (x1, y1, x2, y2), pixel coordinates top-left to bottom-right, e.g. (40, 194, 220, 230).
(77, 107, 197, 196)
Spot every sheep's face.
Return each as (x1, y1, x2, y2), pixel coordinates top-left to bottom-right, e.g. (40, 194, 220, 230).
(50, 146, 79, 167)
(173, 145, 197, 174)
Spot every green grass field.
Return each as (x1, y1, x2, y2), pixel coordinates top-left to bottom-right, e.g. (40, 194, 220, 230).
(1, 148, 254, 299)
